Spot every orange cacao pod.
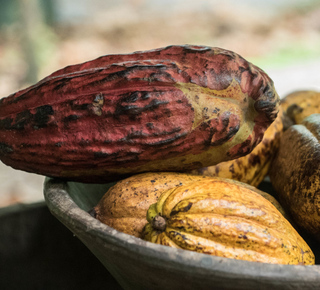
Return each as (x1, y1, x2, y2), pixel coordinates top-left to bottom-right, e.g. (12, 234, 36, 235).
(93, 172, 287, 238)
(143, 179, 314, 265)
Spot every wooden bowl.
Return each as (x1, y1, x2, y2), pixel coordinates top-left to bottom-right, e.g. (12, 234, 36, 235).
(43, 178, 320, 290)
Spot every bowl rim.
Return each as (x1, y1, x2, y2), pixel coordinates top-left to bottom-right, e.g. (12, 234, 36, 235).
(43, 177, 320, 284)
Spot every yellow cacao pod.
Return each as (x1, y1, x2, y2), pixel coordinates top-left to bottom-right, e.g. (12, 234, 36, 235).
(143, 178, 314, 265)
(93, 172, 212, 237)
(281, 90, 320, 126)
(93, 172, 285, 238)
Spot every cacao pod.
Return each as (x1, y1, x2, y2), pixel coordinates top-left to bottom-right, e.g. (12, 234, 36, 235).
(93, 172, 211, 237)
(93, 172, 286, 238)
(191, 107, 284, 187)
(0, 45, 279, 183)
(270, 114, 320, 241)
(143, 178, 314, 265)
(281, 90, 320, 127)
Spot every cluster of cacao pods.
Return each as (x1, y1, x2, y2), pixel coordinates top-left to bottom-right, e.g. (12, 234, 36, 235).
(0, 45, 319, 265)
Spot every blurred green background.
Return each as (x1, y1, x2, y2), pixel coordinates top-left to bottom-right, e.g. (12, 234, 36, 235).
(0, 0, 320, 207)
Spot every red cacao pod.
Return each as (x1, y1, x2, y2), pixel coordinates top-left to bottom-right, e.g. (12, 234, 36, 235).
(0, 45, 279, 183)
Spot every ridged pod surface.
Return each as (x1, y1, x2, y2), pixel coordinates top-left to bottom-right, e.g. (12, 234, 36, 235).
(93, 172, 285, 238)
(281, 90, 320, 127)
(191, 107, 284, 187)
(270, 114, 320, 241)
(143, 179, 314, 265)
(93, 172, 212, 237)
(0, 45, 279, 183)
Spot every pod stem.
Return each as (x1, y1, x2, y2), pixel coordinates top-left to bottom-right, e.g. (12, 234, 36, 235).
(152, 215, 167, 232)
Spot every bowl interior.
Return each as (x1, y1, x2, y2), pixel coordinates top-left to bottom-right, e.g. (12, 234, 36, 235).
(64, 180, 116, 211)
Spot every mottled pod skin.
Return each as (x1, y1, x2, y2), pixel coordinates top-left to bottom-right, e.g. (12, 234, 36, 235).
(191, 107, 284, 187)
(0, 45, 279, 183)
(143, 179, 314, 265)
(281, 90, 320, 127)
(270, 114, 320, 241)
(93, 172, 285, 238)
(93, 172, 212, 237)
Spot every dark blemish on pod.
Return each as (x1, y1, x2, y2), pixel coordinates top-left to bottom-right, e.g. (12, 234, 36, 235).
(54, 81, 67, 91)
(14, 110, 33, 130)
(101, 69, 129, 83)
(169, 231, 189, 243)
(164, 108, 172, 117)
(33, 105, 54, 129)
(146, 122, 154, 129)
(121, 91, 139, 103)
(1, 109, 49, 131)
(114, 99, 169, 118)
(262, 84, 271, 95)
(0, 142, 14, 155)
(141, 92, 151, 100)
(171, 202, 193, 216)
(249, 154, 261, 166)
(145, 132, 188, 146)
(229, 163, 235, 174)
(63, 114, 79, 123)
(79, 139, 90, 146)
(147, 99, 170, 111)
(255, 99, 274, 110)
(287, 104, 303, 123)
(0, 117, 13, 130)
(211, 125, 239, 146)
(221, 114, 230, 129)
(71, 102, 89, 111)
(148, 71, 175, 83)
(20, 143, 33, 148)
(238, 234, 248, 239)
(115, 104, 139, 116)
(93, 151, 118, 159)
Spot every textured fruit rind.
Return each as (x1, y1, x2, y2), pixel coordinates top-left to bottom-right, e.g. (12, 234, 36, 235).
(191, 107, 284, 187)
(281, 90, 320, 125)
(94, 172, 285, 238)
(143, 178, 314, 265)
(93, 172, 212, 237)
(0, 45, 279, 182)
(270, 114, 320, 241)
